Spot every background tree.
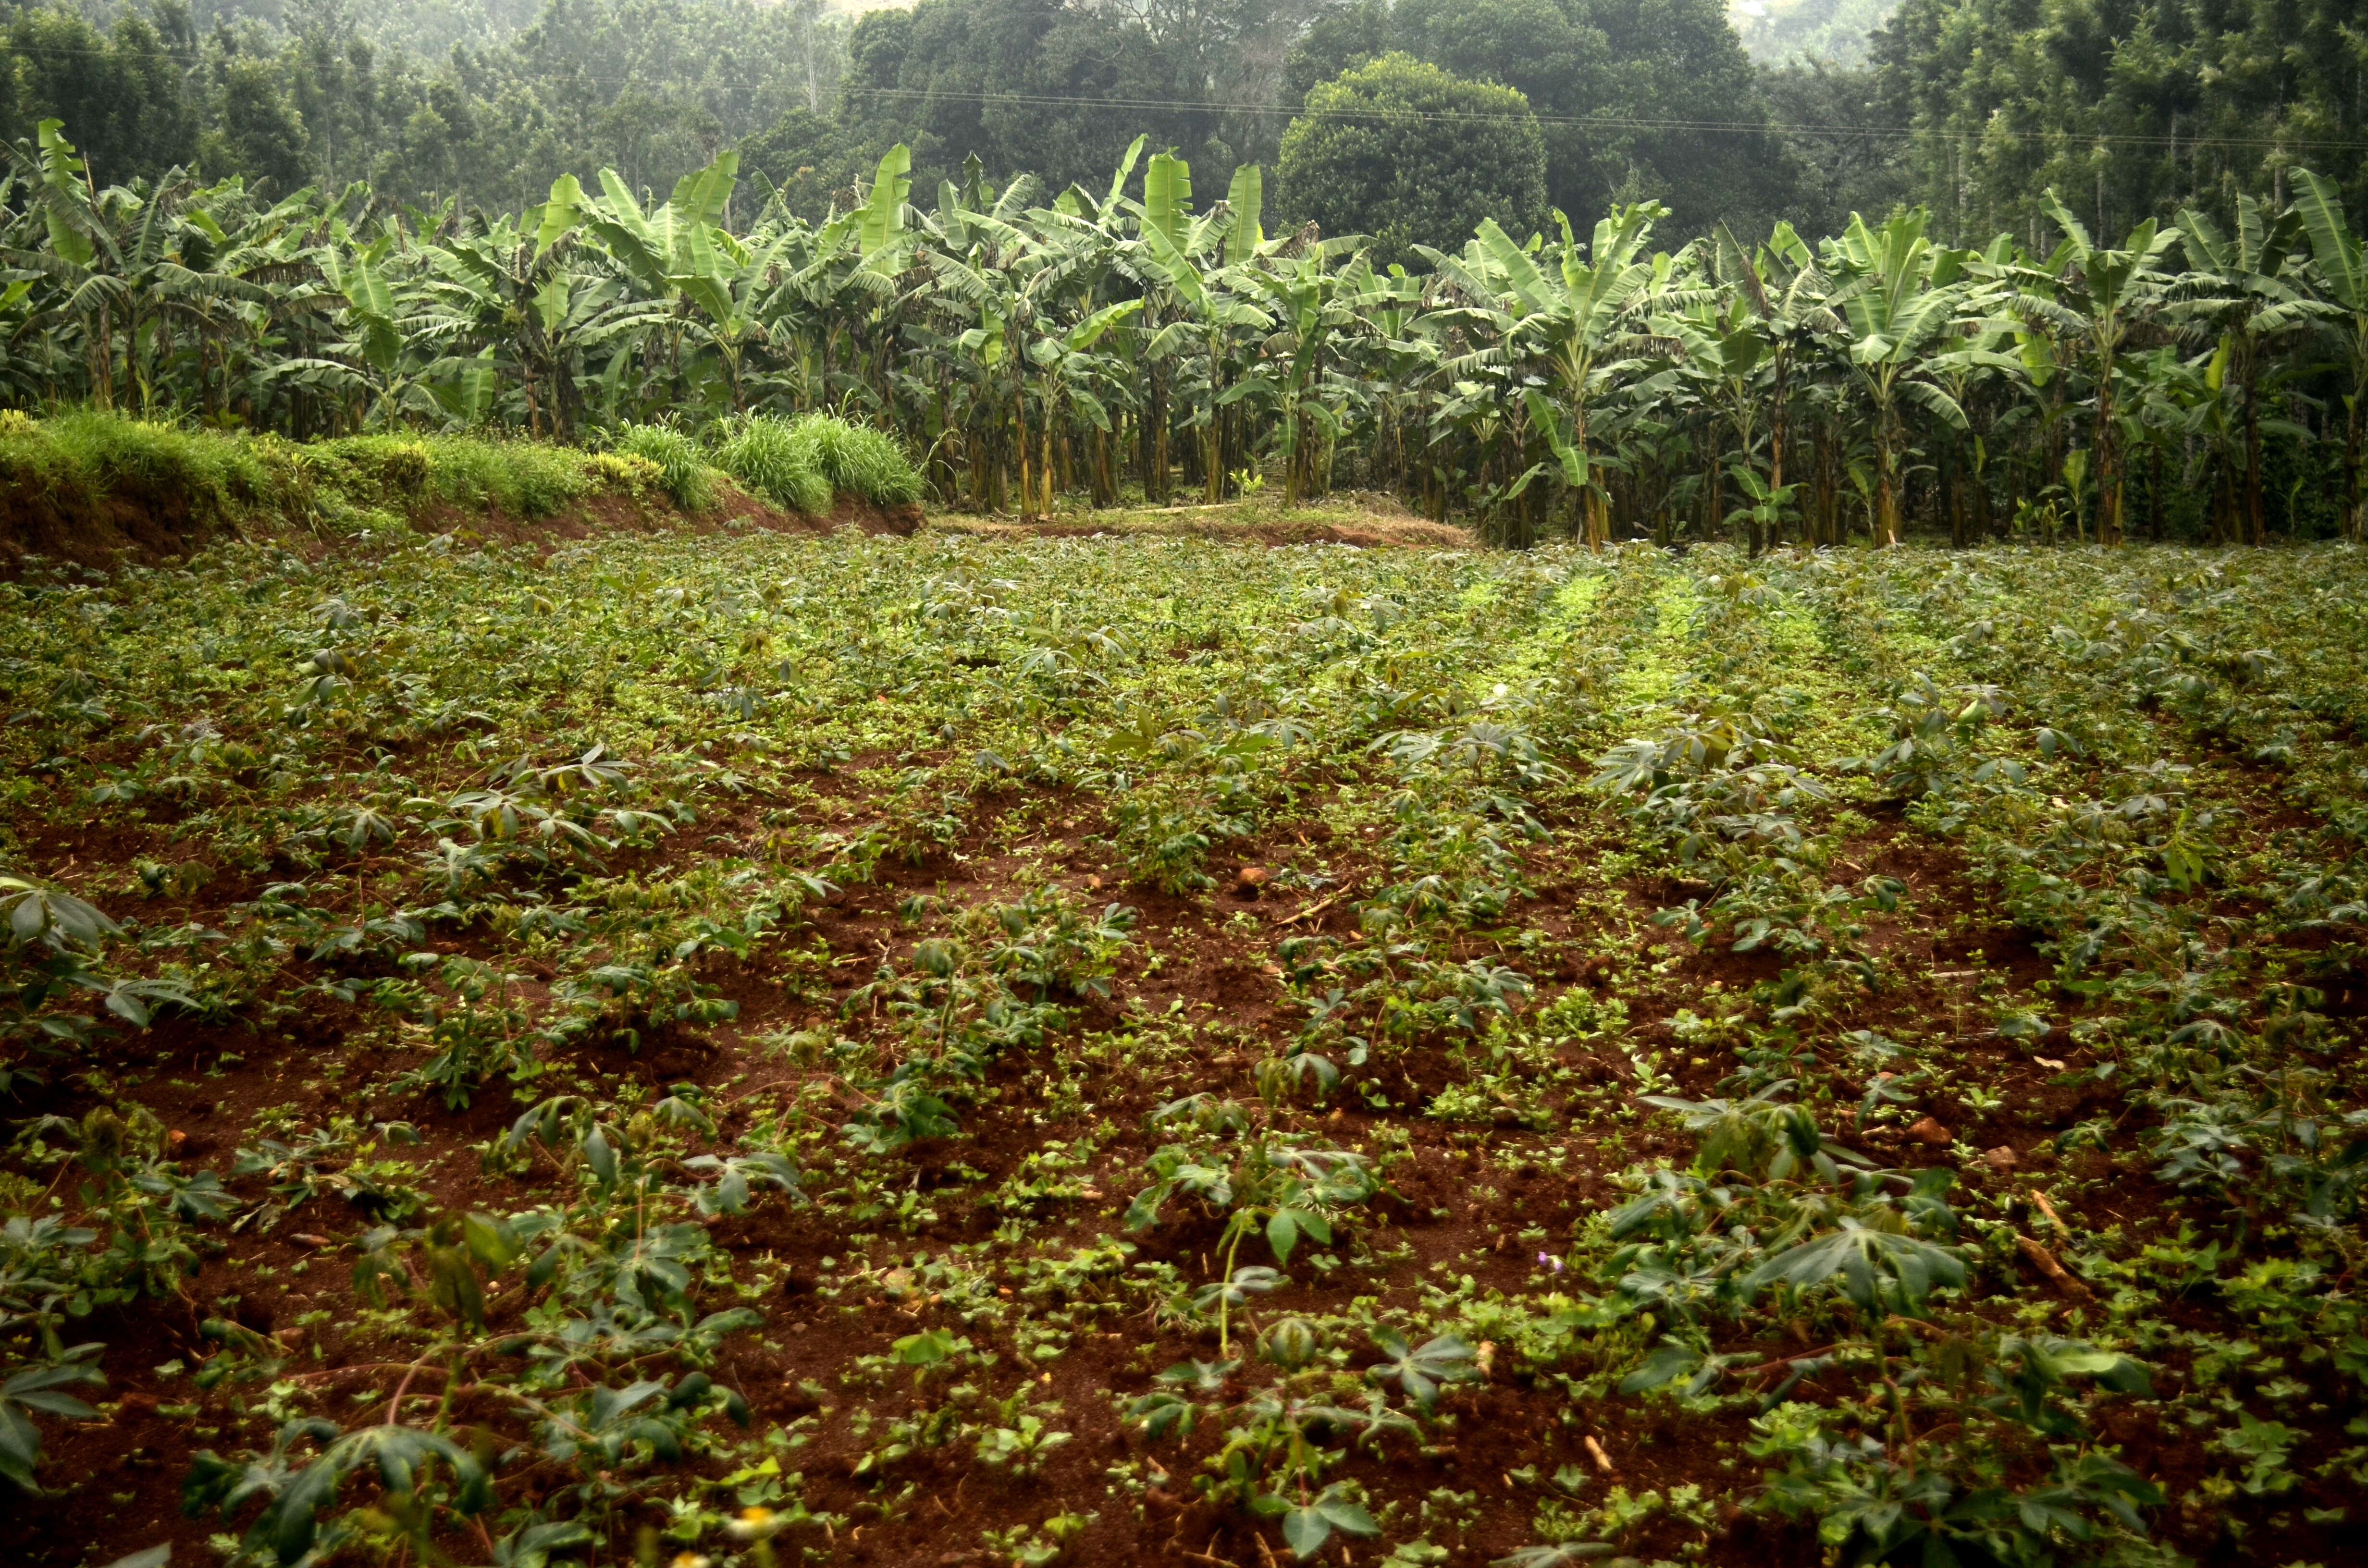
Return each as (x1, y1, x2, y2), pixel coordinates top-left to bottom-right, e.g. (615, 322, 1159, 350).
(1, 4, 199, 184)
(835, 0, 1250, 204)
(738, 105, 863, 221)
(198, 52, 311, 195)
(1276, 52, 1546, 266)
(5, 0, 849, 210)
(1874, 0, 2368, 244)
(1756, 57, 1910, 237)
(2294, 168, 2368, 542)
(1284, 0, 1802, 240)
(1733, 0, 1899, 64)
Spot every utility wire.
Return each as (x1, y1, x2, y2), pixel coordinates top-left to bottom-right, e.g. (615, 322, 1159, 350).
(3, 37, 2364, 154)
(848, 85, 2368, 152)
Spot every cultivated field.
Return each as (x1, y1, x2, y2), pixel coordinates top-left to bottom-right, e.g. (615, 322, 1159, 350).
(3, 522, 2365, 1568)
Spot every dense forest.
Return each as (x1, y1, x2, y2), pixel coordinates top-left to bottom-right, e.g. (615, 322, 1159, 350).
(8, 0, 2356, 242)
(0, 0, 847, 213)
(1876, 0, 2368, 249)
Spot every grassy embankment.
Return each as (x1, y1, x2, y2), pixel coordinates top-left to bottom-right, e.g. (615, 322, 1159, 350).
(0, 409, 1466, 573)
(0, 409, 938, 572)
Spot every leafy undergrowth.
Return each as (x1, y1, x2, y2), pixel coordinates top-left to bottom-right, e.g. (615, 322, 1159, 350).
(2, 530, 2366, 1568)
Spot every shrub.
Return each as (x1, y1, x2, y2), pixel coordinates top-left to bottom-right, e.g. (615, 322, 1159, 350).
(311, 436, 434, 503)
(612, 423, 715, 512)
(585, 451, 666, 496)
(794, 414, 923, 506)
(713, 414, 831, 515)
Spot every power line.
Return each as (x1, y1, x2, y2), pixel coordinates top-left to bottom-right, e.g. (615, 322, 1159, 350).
(849, 85, 2368, 153)
(3, 37, 2365, 155)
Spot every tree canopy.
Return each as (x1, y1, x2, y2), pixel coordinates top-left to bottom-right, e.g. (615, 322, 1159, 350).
(1284, 0, 1801, 240)
(1276, 52, 1547, 267)
(2, 0, 2350, 254)
(1872, 0, 2368, 245)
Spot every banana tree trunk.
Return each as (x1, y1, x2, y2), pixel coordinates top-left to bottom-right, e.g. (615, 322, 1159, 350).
(2245, 385, 2266, 545)
(1972, 448, 1994, 542)
(1148, 367, 1170, 504)
(2345, 391, 2364, 542)
(90, 302, 112, 411)
(1810, 425, 1830, 547)
(1574, 400, 1604, 551)
(1703, 425, 1723, 546)
(1943, 436, 1962, 549)
(1042, 413, 1057, 515)
(1015, 394, 1031, 518)
(1875, 453, 1900, 547)
(1204, 335, 1225, 504)
(2094, 354, 2122, 546)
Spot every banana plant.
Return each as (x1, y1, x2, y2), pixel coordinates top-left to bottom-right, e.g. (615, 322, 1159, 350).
(576, 151, 771, 412)
(2292, 169, 2368, 541)
(920, 198, 1101, 515)
(1825, 208, 1972, 546)
(6, 105, 2368, 542)
(1713, 220, 1840, 546)
(1334, 256, 1440, 504)
(1660, 296, 1778, 550)
(1462, 201, 1665, 547)
(1133, 153, 1272, 502)
(1, 123, 333, 425)
(413, 215, 567, 429)
(1021, 298, 1143, 516)
(2170, 195, 2306, 545)
(0, 122, 119, 406)
(1239, 232, 1364, 507)
(1991, 195, 2181, 545)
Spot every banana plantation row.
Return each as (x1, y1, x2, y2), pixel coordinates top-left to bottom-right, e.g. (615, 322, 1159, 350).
(6, 119, 2368, 547)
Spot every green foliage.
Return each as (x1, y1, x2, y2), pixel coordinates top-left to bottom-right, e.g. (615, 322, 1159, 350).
(1276, 53, 1549, 269)
(0, 0, 844, 212)
(0, 1346, 103, 1490)
(4, 89, 2365, 543)
(0, 410, 664, 542)
(795, 414, 923, 506)
(403, 435, 596, 519)
(714, 413, 832, 515)
(1878, 0, 2367, 245)
(714, 413, 923, 513)
(1284, 0, 1801, 237)
(1737, 0, 1900, 64)
(0, 408, 270, 527)
(613, 423, 715, 512)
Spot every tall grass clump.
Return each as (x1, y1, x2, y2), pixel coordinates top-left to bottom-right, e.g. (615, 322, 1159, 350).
(613, 421, 715, 511)
(795, 414, 923, 506)
(713, 414, 830, 515)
